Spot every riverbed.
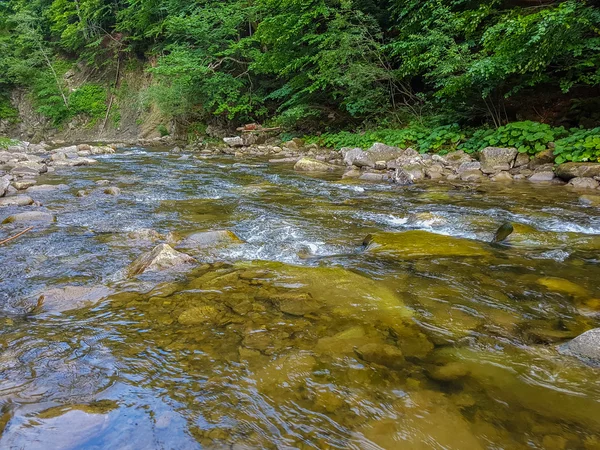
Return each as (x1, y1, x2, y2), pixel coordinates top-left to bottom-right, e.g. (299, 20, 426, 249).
(1, 147, 599, 449)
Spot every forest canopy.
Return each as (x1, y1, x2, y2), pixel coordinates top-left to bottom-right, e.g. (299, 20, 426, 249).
(1, 0, 600, 130)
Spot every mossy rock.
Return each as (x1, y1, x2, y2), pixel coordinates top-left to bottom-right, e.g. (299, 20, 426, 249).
(363, 230, 491, 259)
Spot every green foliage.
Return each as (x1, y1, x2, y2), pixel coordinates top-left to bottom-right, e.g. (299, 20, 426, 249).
(0, 95, 18, 122)
(463, 121, 568, 155)
(69, 84, 108, 121)
(0, 137, 19, 149)
(308, 124, 464, 153)
(555, 128, 600, 163)
(157, 124, 170, 137)
(459, 128, 494, 154)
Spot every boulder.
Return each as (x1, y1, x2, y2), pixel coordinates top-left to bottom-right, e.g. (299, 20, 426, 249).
(34, 285, 111, 313)
(528, 164, 555, 182)
(294, 158, 338, 172)
(359, 172, 387, 182)
(178, 230, 242, 249)
(556, 163, 600, 181)
(514, 153, 530, 168)
(103, 187, 121, 196)
(342, 144, 407, 168)
(12, 180, 36, 190)
(460, 169, 484, 182)
(567, 177, 599, 190)
(354, 343, 405, 369)
(0, 176, 9, 197)
(26, 184, 69, 193)
(491, 171, 513, 182)
(528, 149, 555, 169)
(341, 147, 368, 167)
(457, 161, 481, 174)
(223, 136, 244, 148)
(127, 244, 196, 276)
(11, 167, 39, 179)
(392, 168, 413, 185)
(0, 195, 34, 207)
(479, 147, 518, 174)
(559, 328, 600, 367)
(443, 150, 473, 167)
(2, 211, 55, 224)
(363, 231, 490, 259)
(10, 161, 46, 174)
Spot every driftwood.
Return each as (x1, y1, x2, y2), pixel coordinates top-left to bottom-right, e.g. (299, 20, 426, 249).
(0, 226, 33, 246)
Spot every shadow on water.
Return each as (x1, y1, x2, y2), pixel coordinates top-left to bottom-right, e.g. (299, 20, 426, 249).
(0, 148, 599, 449)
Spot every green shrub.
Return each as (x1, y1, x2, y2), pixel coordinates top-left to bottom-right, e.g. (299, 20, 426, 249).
(554, 127, 600, 163)
(459, 128, 495, 154)
(157, 124, 170, 136)
(306, 124, 464, 153)
(0, 137, 19, 149)
(0, 96, 18, 122)
(69, 84, 108, 121)
(463, 121, 568, 155)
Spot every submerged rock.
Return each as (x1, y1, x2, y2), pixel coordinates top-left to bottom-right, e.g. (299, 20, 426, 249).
(0, 195, 34, 207)
(354, 343, 405, 369)
(567, 177, 599, 190)
(559, 328, 600, 367)
(127, 244, 196, 276)
(26, 184, 68, 193)
(294, 157, 338, 172)
(363, 230, 490, 259)
(12, 179, 37, 190)
(392, 167, 413, 185)
(34, 285, 112, 313)
(178, 230, 242, 249)
(2, 211, 55, 224)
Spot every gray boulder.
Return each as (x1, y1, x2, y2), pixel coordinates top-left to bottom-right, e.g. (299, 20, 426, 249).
(359, 172, 388, 182)
(529, 164, 555, 182)
(0, 176, 9, 197)
(568, 177, 599, 190)
(556, 163, 600, 181)
(480, 147, 518, 174)
(559, 328, 600, 367)
(0, 195, 34, 207)
(2, 211, 55, 224)
(178, 230, 242, 249)
(103, 187, 121, 196)
(223, 136, 244, 148)
(294, 158, 338, 172)
(127, 244, 196, 276)
(392, 168, 413, 185)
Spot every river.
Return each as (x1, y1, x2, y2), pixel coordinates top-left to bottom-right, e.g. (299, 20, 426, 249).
(0, 147, 599, 449)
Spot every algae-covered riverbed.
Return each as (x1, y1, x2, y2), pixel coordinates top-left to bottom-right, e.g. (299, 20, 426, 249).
(0, 147, 599, 449)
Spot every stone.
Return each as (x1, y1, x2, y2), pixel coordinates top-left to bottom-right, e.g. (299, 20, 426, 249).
(0, 176, 9, 197)
(127, 244, 196, 276)
(514, 153, 530, 167)
(559, 328, 600, 367)
(567, 177, 599, 190)
(363, 230, 490, 259)
(537, 277, 587, 297)
(95, 180, 111, 186)
(341, 168, 361, 179)
(2, 211, 55, 224)
(354, 343, 405, 369)
(127, 229, 165, 242)
(34, 285, 111, 313)
(11, 167, 39, 179)
(480, 147, 518, 174)
(293, 157, 338, 172)
(103, 187, 121, 196)
(444, 150, 473, 167)
(11, 161, 46, 174)
(274, 293, 320, 316)
(556, 162, 600, 181)
(268, 157, 299, 164)
(26, 184, 69, 193)
(75, 190, 88, 198)
(392, 168, 413, 185)
(178, 305, 220, 325)
(359, 172, 387, 182)
(491, 171, 513, 182)
(529, 165, 555, 182)
(528, 149, 555, 169)
(0, 195, 34, 207)
(223, 136, 244, 147)
(178, 230, 242, 249)
(457, 161, 481, 174)
(460, 169, 484, 182)
(12, 179, 36, 190)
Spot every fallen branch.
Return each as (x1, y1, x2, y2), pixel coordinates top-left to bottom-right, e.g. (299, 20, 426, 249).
(0, 226, 33, 246)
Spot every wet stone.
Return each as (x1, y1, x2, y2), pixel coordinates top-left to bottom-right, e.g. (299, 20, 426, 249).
(0, 195, 34, 207)
(354, 343, 405, 369)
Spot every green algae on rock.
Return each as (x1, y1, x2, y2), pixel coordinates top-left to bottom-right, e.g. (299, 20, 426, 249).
(363, 230, 491, 259)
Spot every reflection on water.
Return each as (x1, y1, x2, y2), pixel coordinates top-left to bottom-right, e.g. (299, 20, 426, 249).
(0, 148, 599, 449)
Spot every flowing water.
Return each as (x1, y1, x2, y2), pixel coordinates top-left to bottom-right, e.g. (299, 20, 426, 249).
(1, 147, 600, 449)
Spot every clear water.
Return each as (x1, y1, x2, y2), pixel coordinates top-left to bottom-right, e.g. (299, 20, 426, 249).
(0, 148, 599, 449)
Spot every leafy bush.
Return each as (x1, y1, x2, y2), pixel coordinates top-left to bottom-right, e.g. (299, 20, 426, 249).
(68, 84, 108, 121)
(462, 121, 568, 155)
(459, 128, 495, 154)
(0, 95, 18, 122)
(157, 124, 170, 137)
(307, 124, 465, 153)
(554, 128, 600, 163)
(0, 137, 18, 149)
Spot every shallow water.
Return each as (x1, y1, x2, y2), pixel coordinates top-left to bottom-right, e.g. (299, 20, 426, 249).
(0, 148, 599, 449)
